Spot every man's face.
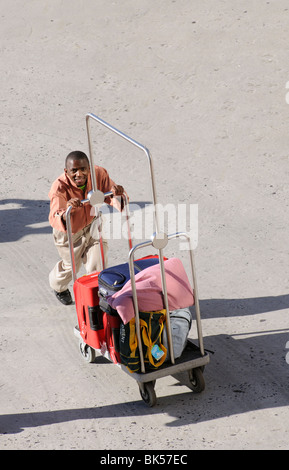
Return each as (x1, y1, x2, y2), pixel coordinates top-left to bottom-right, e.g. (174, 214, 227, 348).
(65, 158, 90, 187)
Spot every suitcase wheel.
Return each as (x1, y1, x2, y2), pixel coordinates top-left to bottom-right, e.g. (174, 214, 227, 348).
(79, 339, 96, 363)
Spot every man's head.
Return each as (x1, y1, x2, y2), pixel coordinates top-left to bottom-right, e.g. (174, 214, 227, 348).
(64, 151, 90, 187)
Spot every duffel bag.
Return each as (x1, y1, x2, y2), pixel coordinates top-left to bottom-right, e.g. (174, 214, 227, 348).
(119, 310, 167, 373)
(163, 307, 192, 361)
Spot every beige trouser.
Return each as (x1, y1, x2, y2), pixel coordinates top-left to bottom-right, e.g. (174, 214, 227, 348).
(49, 218, 108, 293)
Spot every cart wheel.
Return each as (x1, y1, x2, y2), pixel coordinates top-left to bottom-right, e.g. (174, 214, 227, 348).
(188, 367, 205, 393)
(79, 340, 95, 363)
(139, 381, 157, 407)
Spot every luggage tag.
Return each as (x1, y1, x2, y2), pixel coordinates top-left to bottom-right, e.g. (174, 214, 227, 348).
(151, 344, 165, 361)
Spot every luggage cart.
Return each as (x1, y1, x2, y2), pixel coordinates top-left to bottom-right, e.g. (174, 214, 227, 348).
(70, 114, 210, 407)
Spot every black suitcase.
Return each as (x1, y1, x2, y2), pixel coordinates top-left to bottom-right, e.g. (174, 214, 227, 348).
(98, 255, 160, 312)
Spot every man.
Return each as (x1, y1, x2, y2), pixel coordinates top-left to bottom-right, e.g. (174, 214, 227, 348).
(48, 150, 124, 305)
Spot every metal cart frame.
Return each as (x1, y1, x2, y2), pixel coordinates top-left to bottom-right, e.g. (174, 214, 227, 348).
(70, 114, 209, 406)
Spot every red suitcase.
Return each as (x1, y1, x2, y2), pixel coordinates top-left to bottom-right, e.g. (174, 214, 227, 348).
(73, 271, 105, 350)
(102, 310, 122, 364)
(74, 271, 121, 364)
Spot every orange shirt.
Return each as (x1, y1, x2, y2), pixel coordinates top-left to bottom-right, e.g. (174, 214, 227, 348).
(48, 165, 120, 234)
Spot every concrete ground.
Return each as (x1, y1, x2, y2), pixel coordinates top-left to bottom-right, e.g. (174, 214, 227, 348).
(1, 0, 289, 450)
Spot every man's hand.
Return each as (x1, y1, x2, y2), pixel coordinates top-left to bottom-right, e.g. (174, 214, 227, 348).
(111, 185, 124, 196)
(62, 198, 83, 222)
(66, 197, 83, 209)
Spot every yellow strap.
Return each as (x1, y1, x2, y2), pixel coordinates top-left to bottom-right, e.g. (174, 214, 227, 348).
(140, 314, 167, 368)
(127, 310, 167, 368)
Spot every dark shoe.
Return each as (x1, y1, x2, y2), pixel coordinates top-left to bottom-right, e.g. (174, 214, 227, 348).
(54, 289, 72, 305)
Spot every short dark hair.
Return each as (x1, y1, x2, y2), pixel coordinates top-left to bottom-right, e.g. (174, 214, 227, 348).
(65, 151, 89, 168)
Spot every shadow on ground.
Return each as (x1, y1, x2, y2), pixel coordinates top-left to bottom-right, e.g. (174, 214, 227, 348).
(1, 326, 289, 434)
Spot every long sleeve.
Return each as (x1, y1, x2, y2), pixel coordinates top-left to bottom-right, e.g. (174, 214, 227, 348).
(48, 184, 69, 232)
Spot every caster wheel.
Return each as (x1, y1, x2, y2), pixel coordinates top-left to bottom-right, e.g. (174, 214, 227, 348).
(188, 367, 205, 393)
(79, 340, 95, 363)
(139, 381, 157, 407)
